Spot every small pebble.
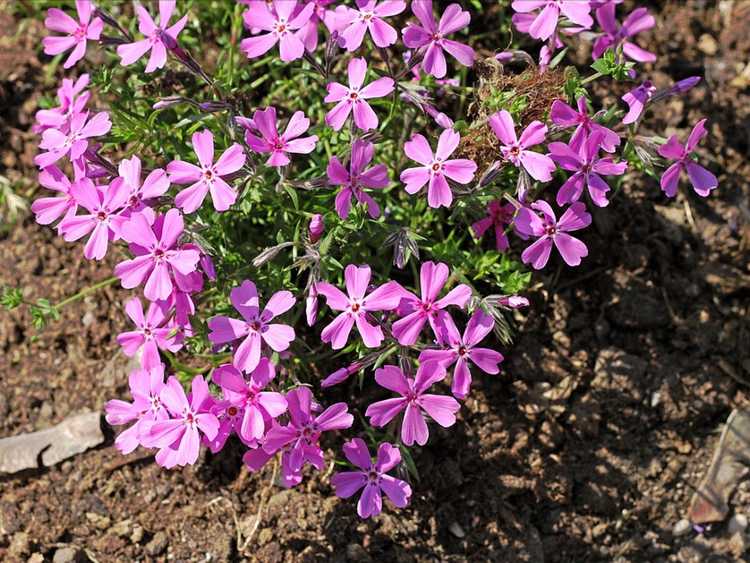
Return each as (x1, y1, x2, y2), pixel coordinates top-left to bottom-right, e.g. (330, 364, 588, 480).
(449, 522, 466, 538)
(672, 518, 691, 537)
(729, 513, 748, 535)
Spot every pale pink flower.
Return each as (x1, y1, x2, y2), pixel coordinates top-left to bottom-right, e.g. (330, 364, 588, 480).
(167, 130, 246, 213)
(488, 110, 556, 182)
(117, 0, 188, 72)
(324, 57, 394, 131)
(117, 297, 180, 370)
(35, 111, 112, 168)
(245, 107, 318, 167)
(515, 201, 591, 269)
(241, 0, 314, 62)
(43, 0, 103, 69)
(207, 280, 296, 373)
(332, 0, 406, 51)
(400, 129, 476, 209)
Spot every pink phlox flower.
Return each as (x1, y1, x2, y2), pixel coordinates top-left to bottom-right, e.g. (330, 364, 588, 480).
(242, 424, 309, 488)
(117, 297, 180, 370)
(34, 74, 91, 133)
(31, 165, 80, 232)
(593, 4, 656, 63)
(621, 80, 656, 125)
(211, 359, 288, 443)
(324, 57, 395, 131)
(418, 311, 504, 399)
(328, 139, 388, 219)
(488, 110, 556, 182)
(511, 0, 593, 41)
(117, 155, 170, 213)
(365, 361, 460, 446)
(297, 0, 338, 52)
(402, 1, 475, 78)
(471, 200, 516, 252)
(262, 386, 354, 476)
(550, 96, 620, 153)
(515, 200, 592, 269)
(331, 438, 412, 518)
(35, 110, 112, 169)
(117, 0, 188, 72)
(43, 0, 103, 69)
(331, 0, 406, 51)
(400, 128, 477, 209)
(147, 375, 220, 468)
(59, 178, 128, 260)
(105, 364, 169, 454)
(391, 261, 472, 346)
(167, 130, 246, 213)
(245, 107, 318, 167)
(207, 280, 296, 373)
(316, 264, 407, 350)
(114, 208, 200, 301)
(548, 131, 628, 207)
(241, 0, 315, 62)
(657, 118, 718, 198)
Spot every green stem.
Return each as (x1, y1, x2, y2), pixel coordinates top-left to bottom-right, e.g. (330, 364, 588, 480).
(54, 276, 118, 311)
(581, 71, 603, 85)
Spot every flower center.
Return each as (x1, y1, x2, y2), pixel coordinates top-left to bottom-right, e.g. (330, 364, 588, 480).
(73, 25, 87, 40)
(431, 160, 442, 173)
(544, 223, 557, 236)
(248, 320, 262, 331)
(203, 168, 214, 181)
(350, 301, 361, 313)
(96, 211, 107, 221)
(227, 406, 238, 417)
(274, 19, 288, 35)
(360, 11, 374, 21)
(349, 90, 359, 101)
(154, 248, 165, 260)
(431, 32, 443, 42)
(272, 138, 285, 151)
(367, 470, 379, 483)
(458, 346, 468, 356)
(509, 146, 520, 157)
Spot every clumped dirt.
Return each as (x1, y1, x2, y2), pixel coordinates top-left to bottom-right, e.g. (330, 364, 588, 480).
(2, 2, 750, 562)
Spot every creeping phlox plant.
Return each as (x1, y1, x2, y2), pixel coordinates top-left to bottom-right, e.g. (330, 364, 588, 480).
(12, 0, 717, 519)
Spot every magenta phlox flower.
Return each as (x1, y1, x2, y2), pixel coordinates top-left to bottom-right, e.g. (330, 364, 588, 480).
(511, 0, 593, 41)
(549, 96, 620, 153)
(328, 139, 388, 219)
(211, 359, 288, 443)
(621, 80, 656, 125)
(35, 110, 112, 168)
(43, 0, 103, 69)
(365, 362, 460, 446)
(331, 439, 412, 518)
(114, 208, 200, 301)
(324, 57, 394, 131)
(548, 131, 628, 207)
(471, 200, 516, 251)
(31, 165, 80, 230)
(59, 178, 128, 260)
(245, 107, 318, 167)
(400, 128, 476, 209)
(402, 1, 475, 78)
(146, 375, 219, 468)
(241, 0, 314, 61)
(203, 400, 247, 453)
(167, 130, 246, 213)
(34, 74, 90, 132)
(117, 155, 170, 213)
(117, 297, 179, 370)
(263, 386, 353, 474)
(105, 365, 169, 454)
(489, 110, 556, 182)
(391, 261, 472, 346)
(593, 4, 656, 63)
(658, 118, 718, 198)
(117, 0, 188, 72)
(316, 264, 407, 349)
(332, 0, 406, 51)
(207, 280, 296, 373)
(418, 311, 503, 399)
(515, 200, 591, 269)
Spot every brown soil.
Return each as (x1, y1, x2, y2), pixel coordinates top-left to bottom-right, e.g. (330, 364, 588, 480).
(2, 2, 750, 562)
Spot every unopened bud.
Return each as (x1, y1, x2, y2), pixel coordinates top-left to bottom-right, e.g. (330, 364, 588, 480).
(308, 214, 324, 243)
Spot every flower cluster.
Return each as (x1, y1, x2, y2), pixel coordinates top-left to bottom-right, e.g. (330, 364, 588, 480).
(28, 0, 719, 521)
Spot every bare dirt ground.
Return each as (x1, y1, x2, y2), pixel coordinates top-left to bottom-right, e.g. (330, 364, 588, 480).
(2, 2, 750, 561)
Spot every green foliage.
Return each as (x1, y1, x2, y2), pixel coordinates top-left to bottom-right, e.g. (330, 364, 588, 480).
(590, 48, 636, 81)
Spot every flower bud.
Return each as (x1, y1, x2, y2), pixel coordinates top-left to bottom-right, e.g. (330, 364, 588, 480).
(309, 214, 324, 243)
